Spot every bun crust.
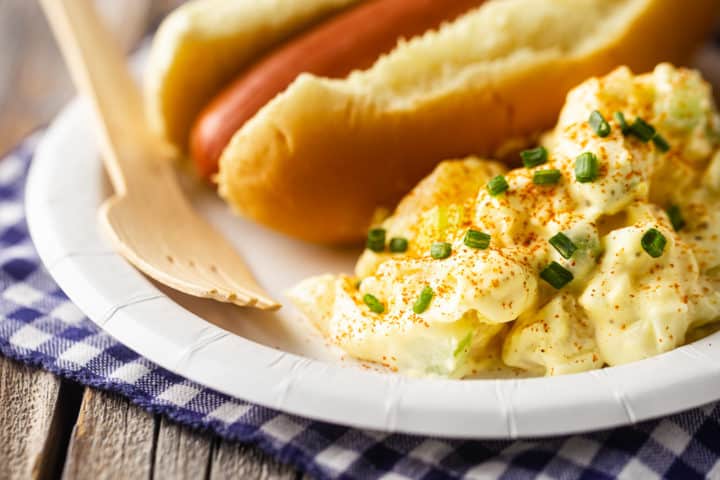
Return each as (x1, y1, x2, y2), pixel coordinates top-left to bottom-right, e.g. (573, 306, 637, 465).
(144, 0, 362, 152)
(217, 0, 719, 244)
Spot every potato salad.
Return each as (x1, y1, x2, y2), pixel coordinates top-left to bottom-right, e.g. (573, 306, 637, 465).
(290, 64, 720, 378)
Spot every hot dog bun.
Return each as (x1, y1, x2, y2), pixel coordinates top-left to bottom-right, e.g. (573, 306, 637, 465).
(144, 0, 362, 152)
(216, 0, 719, 244)
(189, 0, 487, 179)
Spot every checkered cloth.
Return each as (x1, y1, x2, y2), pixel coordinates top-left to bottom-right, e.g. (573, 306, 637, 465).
(2, 134, 720, 480)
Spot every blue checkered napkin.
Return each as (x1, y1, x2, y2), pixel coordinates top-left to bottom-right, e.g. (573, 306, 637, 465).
(2, 134, 720, 480)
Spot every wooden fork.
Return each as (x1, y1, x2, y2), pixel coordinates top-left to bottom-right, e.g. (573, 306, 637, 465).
(40, 0, 280, 310)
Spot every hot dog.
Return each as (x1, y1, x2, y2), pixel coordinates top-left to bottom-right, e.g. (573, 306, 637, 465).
(145, 0, 364, 154)
(189, 0, 487, 179)
(146, 0, 720, 244)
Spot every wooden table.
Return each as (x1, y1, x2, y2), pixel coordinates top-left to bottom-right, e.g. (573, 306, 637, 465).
(0, 1, 303, 478)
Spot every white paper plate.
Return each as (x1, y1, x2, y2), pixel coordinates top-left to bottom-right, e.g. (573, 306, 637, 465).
(25, 53, 720, 440)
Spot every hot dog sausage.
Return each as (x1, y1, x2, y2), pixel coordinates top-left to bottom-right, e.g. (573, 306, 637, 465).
(189, 0, 486, 179)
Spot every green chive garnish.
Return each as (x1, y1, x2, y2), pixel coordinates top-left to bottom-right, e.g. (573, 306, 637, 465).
(628, 118, 656, 142)
(533, 169, 562, 185)
(453, 332, 473, 357)
(667, 205, 685, 232)
(430, 242, 452, 259)
(575, 152, 599, 183)
(487, 175, 509, 196)
(366, 228, 386, 252)
(520, 146, 548, 168)
(363, 293, 385, 314)
(413, 286, 434, 314)
(540, 262, 574, 289)
(618, 114, 668, 149)
(464, 229, 490, 249)
(549, 232, 577, 259)
(589, 110, 611, 137)
(389, 237, 408, 253)
(614, 112, 630, 134)
(653, 133, 670, 152)
(641, 228, 667, 258)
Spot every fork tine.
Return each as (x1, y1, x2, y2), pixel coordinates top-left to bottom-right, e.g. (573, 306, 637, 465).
(211, 268, 280, 310)
(134, 254, 280, 311)
(101, 210, 281, 311)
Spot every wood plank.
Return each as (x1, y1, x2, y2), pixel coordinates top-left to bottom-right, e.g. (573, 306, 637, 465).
(60, 391, 302, 479)
(210, 439, 298, 480)
(62, 389, 156, 480)
(153, 416, 303, 480)
(0, 356, 71, 480)
(36, 380, 84, 480)
(0, 0, 73, 154)
(153, 417, 211, 479)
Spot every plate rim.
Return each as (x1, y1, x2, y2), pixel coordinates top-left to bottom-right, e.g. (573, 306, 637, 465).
(24, 96, 720, 439)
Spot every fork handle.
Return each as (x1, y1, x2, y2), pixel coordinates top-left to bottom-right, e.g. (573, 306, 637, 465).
(40, 0, 157, 196)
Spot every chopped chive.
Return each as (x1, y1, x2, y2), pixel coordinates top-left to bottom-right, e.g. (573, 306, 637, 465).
(575, 152, 599, 183)
(521, 146, 548, 168)
(413, 286, 434, 314)
(652, 133, 670, 152)
(533, 169, 562, 185)
(589, 110, 611, 137)
(389, 237, 408, 253)
(540, 261, 574, 289)
(487, 175, 509, 196)
(549, 232, 578, 259)
(355, 279, 362, 289)
(667, 205, 685, 231)
(641, 228, 667, 258)
(453, 332, 473, 357)
(628, 118, 656, 142)
(614, 112, 630, 134)
(464, 229, 491, 249)
(363, 293, 385, 314)
(430, 242, 452, 259)
(366, 228, 386, 252)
